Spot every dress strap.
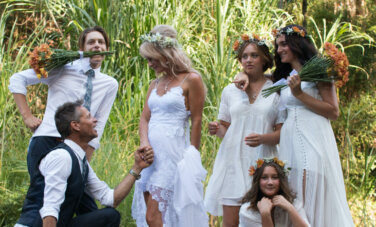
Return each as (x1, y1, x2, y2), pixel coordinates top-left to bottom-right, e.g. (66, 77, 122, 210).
(154, 78, 161, 90)
(179, 73, 190, 86)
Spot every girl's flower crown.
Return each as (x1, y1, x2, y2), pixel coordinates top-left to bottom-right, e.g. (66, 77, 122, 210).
(248, 157, 290, 176)
(140, 32, 179, 48)
(233, 33, 268, 55)
(272, 26, 307, 38)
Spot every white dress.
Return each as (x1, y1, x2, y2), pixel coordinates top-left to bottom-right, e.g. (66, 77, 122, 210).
(132, 81, 208, 227)
(279, 73, 354, 226)
(204, 81, 284, 216)
(239, 200, 310, 227)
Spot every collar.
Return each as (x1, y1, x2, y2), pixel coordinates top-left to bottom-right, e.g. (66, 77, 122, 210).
(64, 139, 86, 161)
(79, 57, 101, 77)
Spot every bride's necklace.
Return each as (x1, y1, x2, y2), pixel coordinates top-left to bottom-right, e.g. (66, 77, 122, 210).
(164, 76, 174, 92)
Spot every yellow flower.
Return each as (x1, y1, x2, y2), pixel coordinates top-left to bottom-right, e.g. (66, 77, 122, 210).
(36, 74, 41, 79)
(256, 159, 264, 168)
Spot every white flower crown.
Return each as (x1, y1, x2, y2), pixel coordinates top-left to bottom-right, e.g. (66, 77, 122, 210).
(140, 32, 179, 48)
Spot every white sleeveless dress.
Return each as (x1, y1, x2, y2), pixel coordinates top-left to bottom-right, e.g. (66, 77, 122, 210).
(279, 72, 354, 226)
(132, 80, 208, 227)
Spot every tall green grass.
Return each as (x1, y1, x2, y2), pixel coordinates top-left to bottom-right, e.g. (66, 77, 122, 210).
(0, 0, 375, 226)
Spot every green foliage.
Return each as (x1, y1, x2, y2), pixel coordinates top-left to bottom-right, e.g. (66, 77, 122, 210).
(0, 0, 375, 226)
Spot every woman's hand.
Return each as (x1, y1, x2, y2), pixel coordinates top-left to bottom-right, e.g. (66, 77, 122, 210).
(245, 133, 263, 147)
(257, 197, 273, 216)
(208, 121, 220, 135)
(272, 195, 293, 211)
(233, 72, 249, 91)
(287, 74, 303, 98)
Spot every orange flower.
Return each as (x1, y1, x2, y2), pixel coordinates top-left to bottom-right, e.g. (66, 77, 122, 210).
(271, 29, 278, 37)
(256, 159, 264, 168)
(233, 40, 240, 51)
(300, 30, 306, 37)
(292, 26, 300, 33)
(253, 34, 260, 41)
(241, 34, 250, 41)
(323, 42, 349, 88)
(249, 166, 256, 176)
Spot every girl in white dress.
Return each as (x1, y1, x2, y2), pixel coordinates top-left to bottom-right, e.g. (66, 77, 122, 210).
(132, 25, 208, 227)
(239, 157, 310, 227)
(234, 25, 354, 226)
(204, 34, 284, 227)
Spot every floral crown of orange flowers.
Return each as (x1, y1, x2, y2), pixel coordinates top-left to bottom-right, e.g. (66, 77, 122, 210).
(248, 157, 290, 176)
(272, 26, 307, 38)
(233, 33, 268, 55)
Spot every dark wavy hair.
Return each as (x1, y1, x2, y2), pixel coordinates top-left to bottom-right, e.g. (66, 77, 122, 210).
(236, 41, 273, 72)
(55, 100, 83, 139)
(273, 24, 317, 82)
(241, 161, 296, 211)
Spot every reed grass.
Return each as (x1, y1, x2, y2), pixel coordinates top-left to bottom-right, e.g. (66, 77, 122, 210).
(0, 0, 375, 226)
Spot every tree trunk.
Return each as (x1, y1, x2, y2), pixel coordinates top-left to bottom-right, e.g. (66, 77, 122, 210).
(302, 0, 308, 27)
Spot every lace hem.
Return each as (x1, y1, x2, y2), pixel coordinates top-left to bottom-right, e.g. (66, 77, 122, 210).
(147, 184, 177, 223)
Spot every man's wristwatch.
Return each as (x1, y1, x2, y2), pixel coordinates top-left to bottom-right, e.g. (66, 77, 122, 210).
(129, 169, 141, 180)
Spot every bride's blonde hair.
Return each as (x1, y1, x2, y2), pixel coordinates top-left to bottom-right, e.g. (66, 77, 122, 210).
(140, 25, 198, 77)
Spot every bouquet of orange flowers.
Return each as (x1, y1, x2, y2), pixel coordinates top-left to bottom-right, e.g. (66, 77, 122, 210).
(262, 42, 349, 97)
(28, 44, 114, 78)
(323, 42, 349, 88)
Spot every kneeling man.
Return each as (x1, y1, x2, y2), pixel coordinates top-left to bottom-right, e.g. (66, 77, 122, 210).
(15, 100, 153, 227)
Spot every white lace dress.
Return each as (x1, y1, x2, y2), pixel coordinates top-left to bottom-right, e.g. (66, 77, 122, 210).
(239, 199, 310, 227)
(279, 72, 354, 226)
(204, 81, 284, 216)
(132, 84, 208, 227)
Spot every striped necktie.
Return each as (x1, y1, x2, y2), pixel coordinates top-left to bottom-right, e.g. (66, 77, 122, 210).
(82, 156, 88, 181)
(83, 69, 94, 111)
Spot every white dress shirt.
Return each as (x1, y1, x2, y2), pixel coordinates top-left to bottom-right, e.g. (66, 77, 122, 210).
(38, 139, 114, 221)
(8, 58, 118, 149)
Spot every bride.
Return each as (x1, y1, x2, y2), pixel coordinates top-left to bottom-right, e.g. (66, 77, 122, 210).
(131, 25, 208, 227)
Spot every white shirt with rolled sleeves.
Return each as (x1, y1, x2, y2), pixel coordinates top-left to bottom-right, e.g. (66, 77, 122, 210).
(8, 57, 118, 149)
(42, 139, 114, 221)
(14, 139, 114, 227)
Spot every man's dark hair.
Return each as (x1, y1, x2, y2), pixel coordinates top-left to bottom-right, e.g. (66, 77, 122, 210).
(78, 26, 110, 50)
(55, 100, 83, 139)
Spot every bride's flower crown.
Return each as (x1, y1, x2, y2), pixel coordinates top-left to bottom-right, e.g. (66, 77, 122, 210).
(140, 32, 179, 48)
(233, 33, 268, 55)
(272, 26, 307, 38)
(248, 157, 290, 176)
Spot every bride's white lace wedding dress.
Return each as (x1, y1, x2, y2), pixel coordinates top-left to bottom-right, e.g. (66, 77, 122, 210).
(132, 80, 208, 227)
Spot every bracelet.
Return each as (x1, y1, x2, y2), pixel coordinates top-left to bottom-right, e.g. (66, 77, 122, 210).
(129, 169, 141, 180)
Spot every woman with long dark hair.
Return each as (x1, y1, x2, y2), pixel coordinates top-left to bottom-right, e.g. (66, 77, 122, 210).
(274, 25, 353, 226)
